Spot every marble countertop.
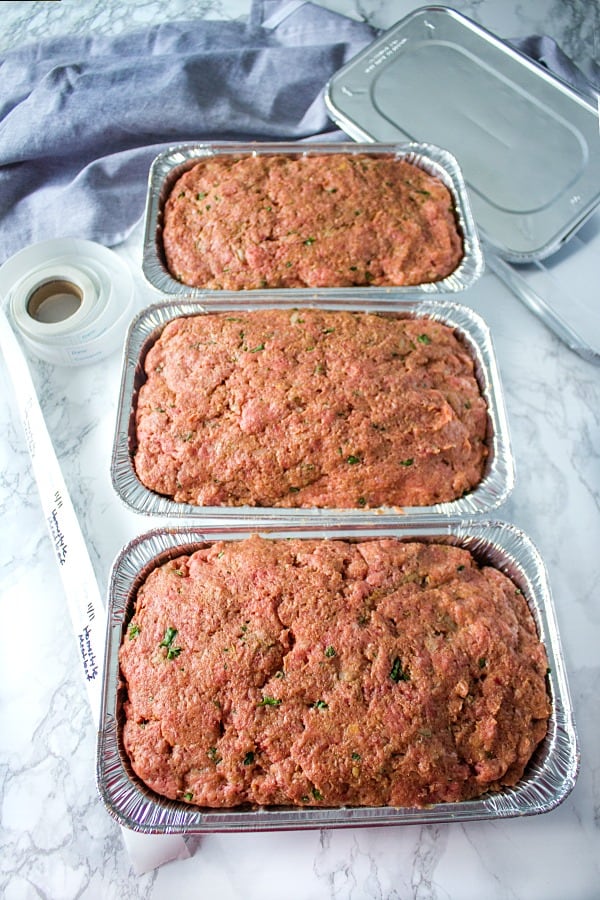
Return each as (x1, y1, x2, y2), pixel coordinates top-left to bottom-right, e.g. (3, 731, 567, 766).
(1, 1, 598, 898)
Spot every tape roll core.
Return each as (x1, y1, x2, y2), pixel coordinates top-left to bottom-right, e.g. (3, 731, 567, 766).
(27, 279, 83, 324)
(0, 238, 135, 366)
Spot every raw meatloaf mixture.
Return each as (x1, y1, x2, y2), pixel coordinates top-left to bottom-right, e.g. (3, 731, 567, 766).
(133, 309, 488, 508)
(162, 153, 463, 290)
(120, 536, 551, 809)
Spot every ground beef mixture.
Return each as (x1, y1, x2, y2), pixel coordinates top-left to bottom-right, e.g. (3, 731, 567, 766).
(133, 309, 488, 509)
(162, 153, 463, 290)
(120, 536, 551, 809)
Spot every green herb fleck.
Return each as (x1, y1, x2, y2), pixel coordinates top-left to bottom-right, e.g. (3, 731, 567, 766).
(196, 192, 207, 200)
(304, 237, 316, 245)
(322, 327, 335, 335)
(351, 751, 362, 762)
(400, 458, 414, 467)
(160, 626, 182, 660)
(478, 657, 487, 669)
(417, 334, 432, 344)
(258, 696, 282, 707)
(357, 497, 367, 507)
(289, 486, 301, 493)
(346, 455, 361, 465)
(183, 791, 194, 801)
(312, 700, 329, 710)
(390, 656, 410, 683)
(324, 646, 336, 658)
(248, 343, 265, 353)
(243, 751, 255, 765)
(128, 623, 140, 640)
(312, 787, 323, 801)
(207, 746, 222, 764)
(160, 627, 178, 648)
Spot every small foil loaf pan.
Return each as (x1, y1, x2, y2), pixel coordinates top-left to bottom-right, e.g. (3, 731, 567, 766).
(96, 520, 579, 834)
(141, 141, 483, 298)
(110, 296, 514, 519)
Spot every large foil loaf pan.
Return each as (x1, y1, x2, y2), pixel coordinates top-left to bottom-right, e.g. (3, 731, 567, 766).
(141, 141, 484, 299)
(96, 520, 579, 834)
(110, 296, 514, 520)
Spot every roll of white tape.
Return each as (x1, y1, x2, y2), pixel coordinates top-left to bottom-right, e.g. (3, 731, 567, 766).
(0, 238, 135, 366)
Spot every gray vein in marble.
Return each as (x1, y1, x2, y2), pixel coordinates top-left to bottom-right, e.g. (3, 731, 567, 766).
(0, 0, 252, 54)
(549, 0, 600, 79)
(410, 825, 449, 900)
(315, 828, 395, 900)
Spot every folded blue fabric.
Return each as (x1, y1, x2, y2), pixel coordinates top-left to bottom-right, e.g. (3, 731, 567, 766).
(0, 0, 375, 263)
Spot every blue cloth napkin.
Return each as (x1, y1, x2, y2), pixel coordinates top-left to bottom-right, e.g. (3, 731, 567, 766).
(0, 0, 376, 263)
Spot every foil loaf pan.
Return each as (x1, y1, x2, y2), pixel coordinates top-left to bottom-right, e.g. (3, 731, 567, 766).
(110, 296, 514, 520)
(96, 520, 579, 834)
(141, 141, 484, 299)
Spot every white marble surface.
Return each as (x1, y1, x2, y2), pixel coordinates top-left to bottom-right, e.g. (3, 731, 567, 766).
(1, 1, 599, 898)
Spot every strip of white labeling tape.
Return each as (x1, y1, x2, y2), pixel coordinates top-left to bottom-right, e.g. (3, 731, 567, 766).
(0, 238, 135, 366)
(0, 266, 190, 874)
(0, 306, 106, 721)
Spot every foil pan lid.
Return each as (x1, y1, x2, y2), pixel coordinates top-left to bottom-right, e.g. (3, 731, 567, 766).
(325, 5, 600, 263)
